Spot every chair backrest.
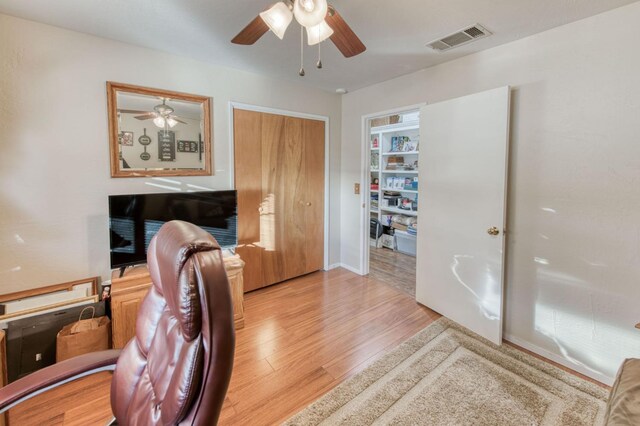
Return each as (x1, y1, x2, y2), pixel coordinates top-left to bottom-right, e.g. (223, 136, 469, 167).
(110, 221, 235, 425)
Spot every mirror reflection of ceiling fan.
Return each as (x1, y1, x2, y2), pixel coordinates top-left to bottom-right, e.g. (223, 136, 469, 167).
(232, 0, 365, 75)
(118, 98, 187, 129)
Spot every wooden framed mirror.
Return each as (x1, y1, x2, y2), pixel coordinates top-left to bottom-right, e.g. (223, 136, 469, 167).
(107, 82, 212, 177)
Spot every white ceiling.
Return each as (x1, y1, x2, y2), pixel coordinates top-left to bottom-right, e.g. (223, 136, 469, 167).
(0, 0, 636, 92)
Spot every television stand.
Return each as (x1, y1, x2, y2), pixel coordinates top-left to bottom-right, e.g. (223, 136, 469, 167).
(109, 254, 245, 349)
(116, 264, 147, 278)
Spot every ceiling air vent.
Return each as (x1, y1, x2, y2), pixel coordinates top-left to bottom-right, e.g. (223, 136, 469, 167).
(427, 24, 492, 52)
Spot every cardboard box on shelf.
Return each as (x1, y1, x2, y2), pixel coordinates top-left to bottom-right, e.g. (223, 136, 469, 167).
(371, 115, 401, 127)
(387, 156, 404, 165)
(391, 222, 408, 231)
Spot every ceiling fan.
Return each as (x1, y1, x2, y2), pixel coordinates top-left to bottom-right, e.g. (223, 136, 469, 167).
(119, 99, 187, 129)
(232, 0, 365, 75)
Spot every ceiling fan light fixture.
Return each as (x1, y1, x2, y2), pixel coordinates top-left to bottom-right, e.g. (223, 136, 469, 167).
(166, 117, 178, 128)
(300, 0, 314, 12)
(293, 0, 328, 28)
(260, 2, 293, 40)
(153, 116, 166, 128)
(306, 20, 333, 45)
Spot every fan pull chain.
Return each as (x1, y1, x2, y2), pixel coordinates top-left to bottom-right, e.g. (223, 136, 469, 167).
(299, 26, 305, 77)
(316, 26, 323, 69)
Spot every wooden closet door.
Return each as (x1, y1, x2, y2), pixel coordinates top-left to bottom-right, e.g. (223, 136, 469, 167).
(260, 113, 289, 286)
(234, 109, 264, 291)
(234, 109, 325, 292)
(303, 119, 325, 273)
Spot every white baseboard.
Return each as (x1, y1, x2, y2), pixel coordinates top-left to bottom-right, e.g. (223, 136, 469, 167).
(503, 333, 614, 386)
(327, 263, 363, 275)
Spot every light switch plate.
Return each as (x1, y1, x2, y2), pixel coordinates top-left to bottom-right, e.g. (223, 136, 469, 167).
(354, 183, 360, 194)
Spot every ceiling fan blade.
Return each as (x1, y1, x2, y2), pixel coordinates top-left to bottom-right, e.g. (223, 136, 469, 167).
(326, 6, 366, 58)
(232, 15, 269, 45)
(118, 109, 149, 115)
(134, 113, 157, 120)
(171, 116, 188, 125)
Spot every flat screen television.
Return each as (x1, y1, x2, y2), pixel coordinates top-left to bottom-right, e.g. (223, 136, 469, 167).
(109, 190, 237, 269)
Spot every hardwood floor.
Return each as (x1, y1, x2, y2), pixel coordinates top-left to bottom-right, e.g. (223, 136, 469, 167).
(369, 246, 416, 297)
(219, 268, 438, 425)
(6, 371, 113, 425)
(4, 267, 605, 425)
(6, 268, 438, 425)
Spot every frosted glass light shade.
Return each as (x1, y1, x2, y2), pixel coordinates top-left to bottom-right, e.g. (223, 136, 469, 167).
(260, 2, 293, 40)
(153, 116, 165, 128)
(166, 117, 178, 128)
(293, 0, 328, 28)
(306, 20, 334, 45)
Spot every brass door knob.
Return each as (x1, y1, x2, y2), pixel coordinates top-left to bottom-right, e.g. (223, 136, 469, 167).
(487, 227, 500, 236)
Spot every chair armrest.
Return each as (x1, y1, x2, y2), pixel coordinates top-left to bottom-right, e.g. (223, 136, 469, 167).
(0, 349, 121, 413)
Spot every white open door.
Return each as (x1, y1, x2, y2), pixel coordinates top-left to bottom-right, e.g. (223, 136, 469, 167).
(416, 86, 510, 345)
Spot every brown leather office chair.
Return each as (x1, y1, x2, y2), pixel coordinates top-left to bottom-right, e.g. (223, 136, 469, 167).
(0, 221, 236, 425)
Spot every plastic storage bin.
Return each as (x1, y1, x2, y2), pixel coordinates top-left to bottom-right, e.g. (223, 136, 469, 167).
(395, 230, 416, 256)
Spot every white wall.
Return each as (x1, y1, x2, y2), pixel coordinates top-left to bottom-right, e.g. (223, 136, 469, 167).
(0, 13, 341, 293)
(341, 3, 640, 383)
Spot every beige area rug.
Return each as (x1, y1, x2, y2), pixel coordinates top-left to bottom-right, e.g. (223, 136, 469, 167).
(284, 318, 609, 426)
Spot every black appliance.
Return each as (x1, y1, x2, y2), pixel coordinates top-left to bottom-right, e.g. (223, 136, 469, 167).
(5, 302, 105, 383)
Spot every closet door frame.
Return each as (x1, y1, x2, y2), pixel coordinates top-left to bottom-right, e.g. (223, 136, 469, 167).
(359, 103, 426, 276)
(229, 102, 330, 271)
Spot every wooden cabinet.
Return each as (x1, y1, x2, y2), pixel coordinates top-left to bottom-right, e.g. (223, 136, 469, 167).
(110, 254, 245, 349)
(234, 109, 325, 292)
(224, 255, 245, 329)
(110, 271, 154, 349)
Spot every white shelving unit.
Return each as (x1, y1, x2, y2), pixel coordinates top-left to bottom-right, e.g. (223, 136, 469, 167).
(381, 151, 419, 156)
(381, 187, 418, 194)
(369, 115, 420, 234)
(379, 206, 418, 216)
(381, 170, 419, 175)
